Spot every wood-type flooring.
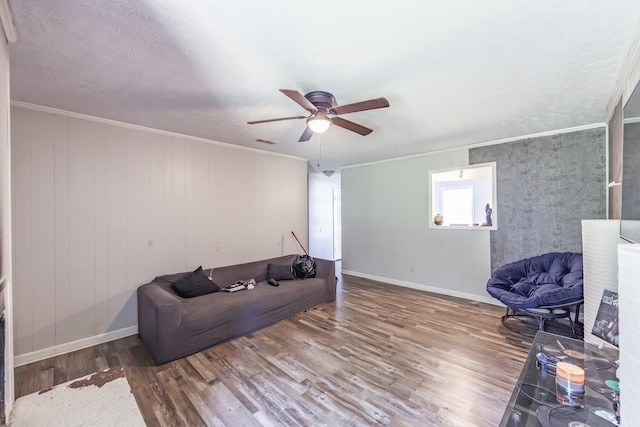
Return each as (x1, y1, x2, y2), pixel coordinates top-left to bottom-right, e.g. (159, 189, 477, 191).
(14, 273, 531, 426)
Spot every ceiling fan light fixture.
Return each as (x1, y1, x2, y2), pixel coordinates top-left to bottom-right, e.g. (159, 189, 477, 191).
(307, 115, 331, 133)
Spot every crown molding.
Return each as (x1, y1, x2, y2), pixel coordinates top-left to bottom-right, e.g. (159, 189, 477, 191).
(344, 122, 605, 170)
(0, 0, 17, 43)
(11, 101, 307, 163)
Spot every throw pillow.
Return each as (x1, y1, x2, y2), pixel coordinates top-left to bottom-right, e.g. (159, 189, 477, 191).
(172, 266, 220, 298)
(267, 263, 294, 281)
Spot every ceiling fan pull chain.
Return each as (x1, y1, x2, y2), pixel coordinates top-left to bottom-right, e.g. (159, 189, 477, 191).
(316, 132, 323, 167)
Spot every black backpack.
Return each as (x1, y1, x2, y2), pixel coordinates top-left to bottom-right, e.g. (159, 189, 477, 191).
(291, 254, 316, 279)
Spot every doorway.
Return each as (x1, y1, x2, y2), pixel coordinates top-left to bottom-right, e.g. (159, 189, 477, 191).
(333, 189, 341, 260)
(308, 172, 341, 260)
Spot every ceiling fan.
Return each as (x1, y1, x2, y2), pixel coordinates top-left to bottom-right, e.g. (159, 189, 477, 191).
(247, 89, 390, 142)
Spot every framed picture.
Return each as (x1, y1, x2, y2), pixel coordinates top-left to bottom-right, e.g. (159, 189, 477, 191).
(592, 289, 619, 347)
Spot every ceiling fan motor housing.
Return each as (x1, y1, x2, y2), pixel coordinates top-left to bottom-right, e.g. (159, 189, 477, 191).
(304, 91, 337, 112)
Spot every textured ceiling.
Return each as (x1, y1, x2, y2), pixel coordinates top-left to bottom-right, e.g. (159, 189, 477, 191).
(8, 1, 640, 172)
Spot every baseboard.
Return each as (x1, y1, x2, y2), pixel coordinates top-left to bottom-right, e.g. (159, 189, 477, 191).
(341, 270, 503, 307)
(14, 326, 138, 367)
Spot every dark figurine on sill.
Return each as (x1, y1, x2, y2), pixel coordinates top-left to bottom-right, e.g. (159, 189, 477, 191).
(484, 203, 492, 226)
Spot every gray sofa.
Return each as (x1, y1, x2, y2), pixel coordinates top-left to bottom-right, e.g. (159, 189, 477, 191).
(137, 254, 336, 365)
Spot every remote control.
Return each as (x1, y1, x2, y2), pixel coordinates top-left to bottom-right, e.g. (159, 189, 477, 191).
(222, 282, 247, 292)
(268, 278, 279, 287)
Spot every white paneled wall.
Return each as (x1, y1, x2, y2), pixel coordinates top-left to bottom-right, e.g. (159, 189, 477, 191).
(581, 219, 625, 346)
(11, 106, 308, 363)
(618, 244, 640, 427)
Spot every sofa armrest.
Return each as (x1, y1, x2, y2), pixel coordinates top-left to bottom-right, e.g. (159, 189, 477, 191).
(313, 257, 336, 302)
(314, 257, 334, 281)
(138, 283, 182, 329)
(137, 282, 183, 363)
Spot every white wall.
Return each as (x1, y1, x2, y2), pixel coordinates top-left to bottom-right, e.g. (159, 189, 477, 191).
(308, 172, 340, 260)
(0, 30, 14, 416)
(342, 149, 494, 303)
(11, 106, 308, 364)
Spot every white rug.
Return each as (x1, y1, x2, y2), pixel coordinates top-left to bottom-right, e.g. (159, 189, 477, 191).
(10, 367, 145, 427)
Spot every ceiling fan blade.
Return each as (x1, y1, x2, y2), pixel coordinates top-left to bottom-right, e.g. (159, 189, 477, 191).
(331, 117, 373, 136)
(330, 97, 390, 115)
(298, 126, 314, 142)
(247, 115, 306, 125)
(280, 89, 318, 112)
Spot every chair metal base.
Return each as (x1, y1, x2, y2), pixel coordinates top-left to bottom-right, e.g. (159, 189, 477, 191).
(501, 300, 583, 339)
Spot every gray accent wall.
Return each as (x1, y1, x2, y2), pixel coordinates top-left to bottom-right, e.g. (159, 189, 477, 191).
(469, 128, 607, 272)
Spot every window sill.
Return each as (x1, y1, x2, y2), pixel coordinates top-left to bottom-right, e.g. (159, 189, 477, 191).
(429, 224, 497, 231)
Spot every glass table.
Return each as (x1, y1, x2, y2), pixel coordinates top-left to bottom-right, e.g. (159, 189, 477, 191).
(500, 331, 620, 427)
